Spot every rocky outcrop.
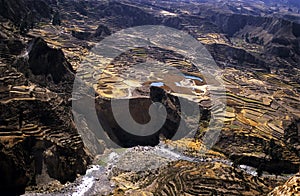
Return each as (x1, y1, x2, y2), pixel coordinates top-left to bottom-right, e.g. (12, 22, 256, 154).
(0, 62, 90, 194)
(0, 29, 89, 195)
(94, 24, 111, 37)
(27, 37, 74, 84)
(162, 17, 184, 29)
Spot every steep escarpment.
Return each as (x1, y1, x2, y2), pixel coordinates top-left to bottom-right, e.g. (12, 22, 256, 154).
(0, 5, 90, 193)
(27, 37, 74, 84)
(0, 62, 90, 194)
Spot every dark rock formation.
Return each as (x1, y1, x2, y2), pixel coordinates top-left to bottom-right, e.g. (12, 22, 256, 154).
(28, 37, 74, 84)
(0, 10, 89, 193)
(0, 142, 29, 195)
(162, 17, 184, 29)
(52, 11, 62, 26)
(94, 24, 111, 37)
(0, 85, 90, 194)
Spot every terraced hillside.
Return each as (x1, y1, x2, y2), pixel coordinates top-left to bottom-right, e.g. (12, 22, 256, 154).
(0, 0, 299, 195)
(0, 2, 91, 193)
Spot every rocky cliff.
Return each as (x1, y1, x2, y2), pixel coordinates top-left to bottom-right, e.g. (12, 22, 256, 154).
(0, 1, 91, 194)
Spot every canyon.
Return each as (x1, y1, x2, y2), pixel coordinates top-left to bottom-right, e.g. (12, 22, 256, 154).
(0, 0, 300, 195)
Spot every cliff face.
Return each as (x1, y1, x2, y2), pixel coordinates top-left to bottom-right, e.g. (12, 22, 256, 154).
(28, 37, 74, 84)
(0, 39, 90, 194)
(0, 2, 90, 194)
